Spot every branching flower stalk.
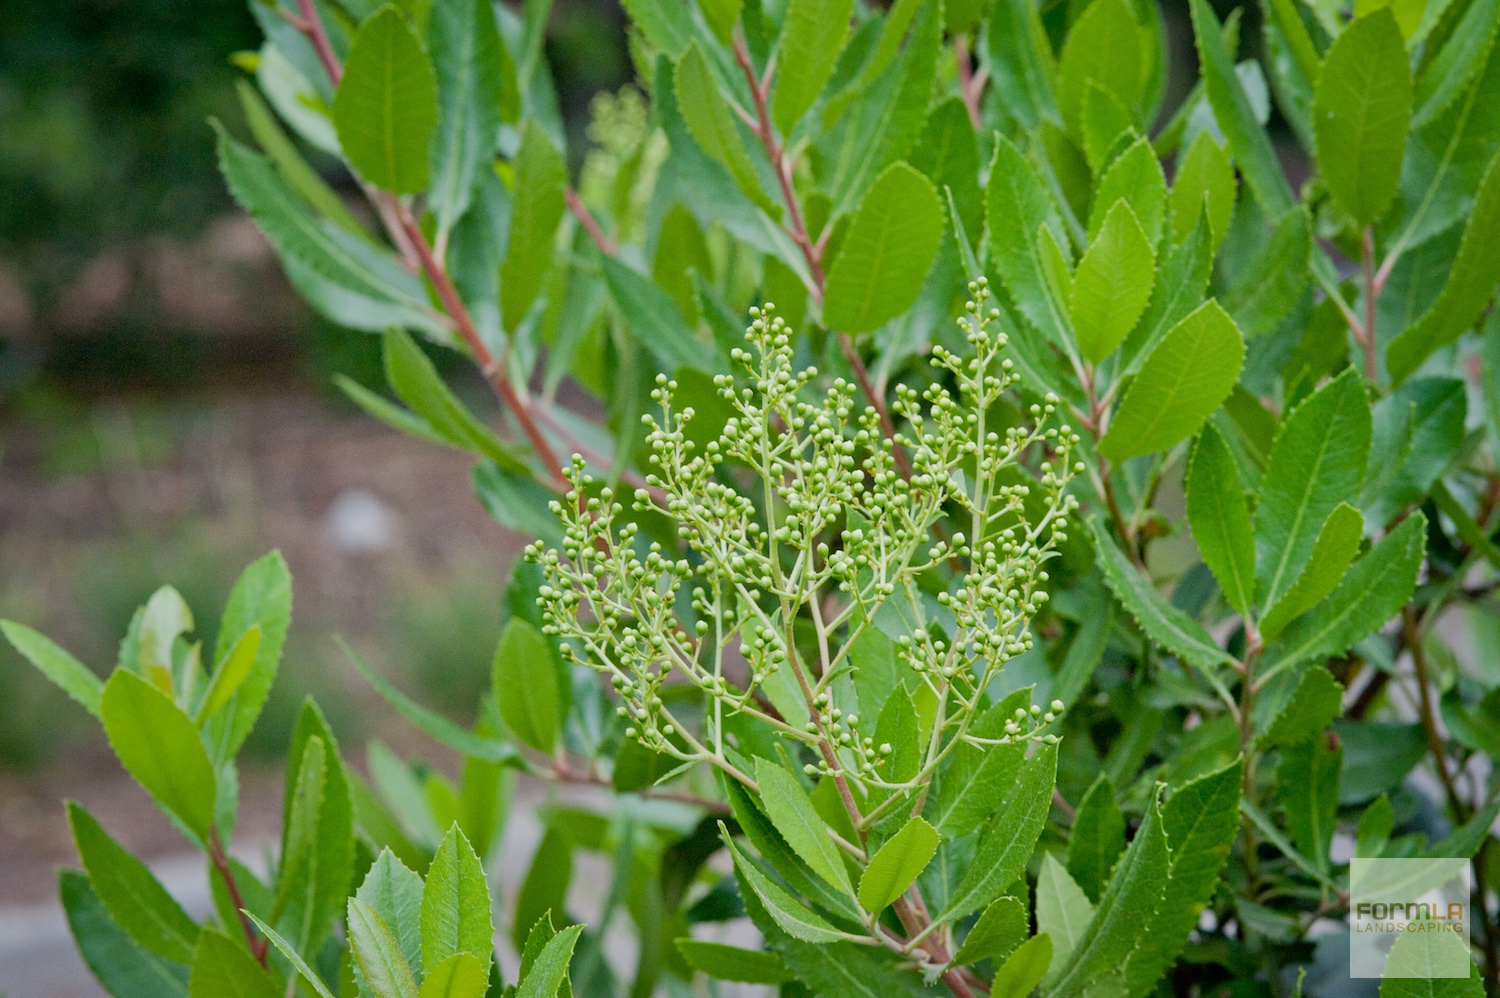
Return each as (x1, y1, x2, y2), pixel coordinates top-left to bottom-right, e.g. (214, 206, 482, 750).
(530, 283, 1080, 987)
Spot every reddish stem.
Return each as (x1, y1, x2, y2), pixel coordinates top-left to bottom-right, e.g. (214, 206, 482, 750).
(296, 0, 342, 84)
(566, 188, 617, 256)
(955, 36, 984, 130)
(209, 828, 269, 969)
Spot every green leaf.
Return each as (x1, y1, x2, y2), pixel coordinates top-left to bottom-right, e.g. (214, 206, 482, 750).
(428, 0, 503, 238)
(418, 954, 489, 998)
(1089, 139, 1168, 245)
(382, 329, 523, 469)
(772, 0, 853, 134)
(235, 79, 366, 238)
(357, 849, 426, 980)
(1259, 503, 1364, 638)
(986, 0, 1059, 129)
(722, 779, 863, 923)
(1279, 737, 1341, 874)
(993, 934, 1054, 998)
(350, 898, 421, 998)
(275, 704, 355, 955)
(822, 162, 944, 333)
(246, 913, 339, 998)
(723, 831, 852, 942)
(1259, 665, 1345, 747)
(492, 618, 560, 752)
(68, 802, 199, 964)
(195, 626, 260, 725)
(857, 816, 939, 912)
(939, 740, 1058, 922)
(1190, 0, 1295, 214)
(101, 669, 217, 840)
(1068, 777, 1125, 902)
(754, 757, 853, 895)
(1387, 150, 1500, 382)
(1100, 299, 1245, 460)
(600, 254, 722, 374)
(675, 939, 794, 984)
(201, 552, 292, 764)
(333, 6, 439, 194)
(1411, 0, 1500, 128)
(500, 124, 568, 332)
(1045, 790, 1171, 996)
(1263, 512, 1427, 679)
(1381, 929, 1484, 996)
(925, 690, 1033, 840)
(1, 620, 103, 719)
(512, 828, 572, 950)
(1037, 855, 1095, 965)
(987, 135, 1071, 350)
(1220, 205, 1311, 340)
(1070, 200, 1156, 363)
(1056, 0, 1146, 134)
(697, 0, 742, 43)
(1169, 132, 1236, 248)
(189, 928, 279, 998)
(421, 825, 493, 973)
(1089, 517, 1231, 672)
(675, 41, 775, 217)
(516, 922, 584, 998)
(60, 869, 189, 998)
(1121, 212, 1214, 369)
(1122, 759, 1242, 996)
(1255, 370, 1372, 613)
(954, 895, 1027, 966)
(1186, 423, 1257, 616)
(343, 639, 520, 764)
(1312, 9, 1412, 225)
(215, 125, 447, 339)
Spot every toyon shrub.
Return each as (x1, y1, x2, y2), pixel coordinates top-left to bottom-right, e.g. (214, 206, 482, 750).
(7, 0, 1500, 995)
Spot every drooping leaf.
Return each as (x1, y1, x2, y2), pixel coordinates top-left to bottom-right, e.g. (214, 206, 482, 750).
(723, 832, 851, 943)
(675, 41, 776, 218)
(491, 618, 560, 752)
(68, 802, 200, 964)
(235, 79, 366, 237)
(675, 939, 794, 984)
(754, 757, 854, 896)
(100, 670, 217, 840)
(1387, 150, 1500, 382)
(1089, 517, 1231, 672)
(1254, 370, 1372, 613)
(772, 0, 853, 135)
(1, 621, 103, 719)
(60, 869, 190, 998)
(1312, 9, 1412, 226)
(1070, 200, 1156, 364)
(333, 6, 440, 194)
(857, 816, 939, 912)
(822, 162, 944, 333)
(1185, 423, 1257, 616)
(1100, 299, 1245, 460)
